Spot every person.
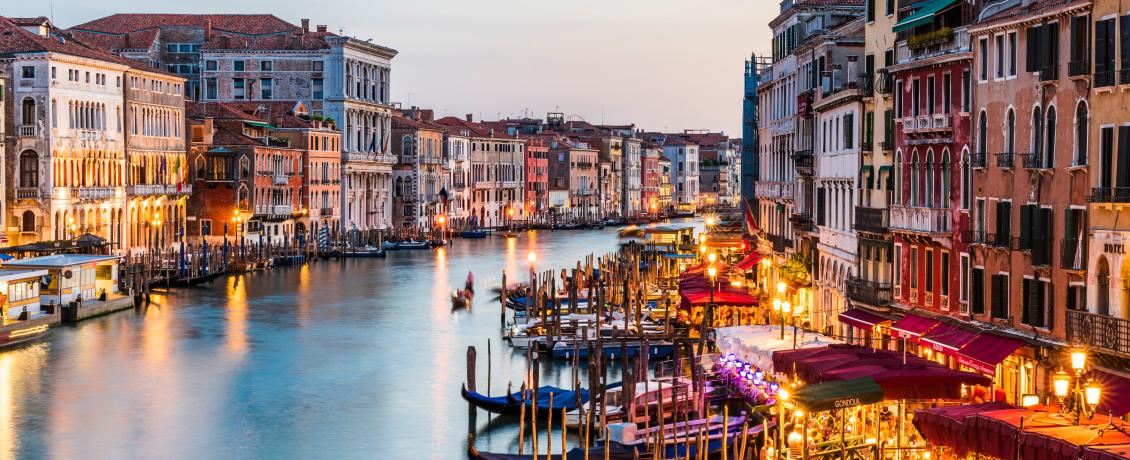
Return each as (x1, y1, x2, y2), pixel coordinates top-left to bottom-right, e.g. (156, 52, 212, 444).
(465, 272, 474, 296)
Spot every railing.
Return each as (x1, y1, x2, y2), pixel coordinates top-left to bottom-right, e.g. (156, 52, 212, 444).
(755, 181, 795, 200)
(1061, 238, 1086, 270)
(127, 184, 190, 196)
(1088, 187, 1130, 203)
(16, 188, 39, 200)
(1030, 236, 1053, 267)
(270, 205, 294, 215)
(320, 207, 335, 217)
(889, 205, 950, 234)
(859, 75, 874, 97)
(968, 230, 1009, 247)
(273, 175, 289, 185)
(18, 125, 37, 137)
(793, 150, 814, 174)
(1021, 153, 1050, 170)
(845, 276, 892, 307)
(79, 130, 105, 141)
(76, 187, 116, 200)
(996, 152, 1015, 169)
(1066, 310, 1130, 357)
(1095, 71, 1116, 87)
(897, 27, 971, 65)
(970, 152, 987, 168)
(791, 213, 815, 233)
(853, 206, 889, 233)
(1068, 60, 1090, 78)
(861, 141, 874, 152)
(902, 114, 952, 133)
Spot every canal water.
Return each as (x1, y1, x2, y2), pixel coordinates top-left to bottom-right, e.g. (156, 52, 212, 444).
(1, 221, 699, 459)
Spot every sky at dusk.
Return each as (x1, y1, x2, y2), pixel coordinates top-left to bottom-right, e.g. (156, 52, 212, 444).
(7, 0, 771, 136)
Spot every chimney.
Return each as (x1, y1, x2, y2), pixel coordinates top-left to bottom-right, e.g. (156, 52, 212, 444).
(316, 25, 327, 33)
(301, 19, 310, 34)
(204, 20, 212, 39)
(466, 113, 474, 122)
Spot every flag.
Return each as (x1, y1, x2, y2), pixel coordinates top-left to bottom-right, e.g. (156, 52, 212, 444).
(744, 199, 760, 235)
(438, 187, 449, 204)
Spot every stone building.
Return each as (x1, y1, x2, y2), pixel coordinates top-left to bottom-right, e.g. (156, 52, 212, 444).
(2, 17, 132, 248)
(435, 116, 524, 228)
(391, 112, 447, 230)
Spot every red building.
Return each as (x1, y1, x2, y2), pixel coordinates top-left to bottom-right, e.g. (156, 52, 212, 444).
(889, 3, 977, 321)
(524, 138, 549, 220)
(640, 145, 661, 214)
(186, 102, 307, 245)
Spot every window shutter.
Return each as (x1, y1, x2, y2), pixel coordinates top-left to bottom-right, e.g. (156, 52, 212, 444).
(1027, 26, 1041, 72)
(1095, 21, 1106, 76)
(1119, 126, 1130, 188)
(1047, 22, 1060, 71)
(1046, 281, 1054, 330)
(1019, 205, 1032, 249)
(1022, 279, 1033, 324)
(972, 268, 985, 314)
(991, 275, 1005, 318)
(1121, 16, 1130, 82)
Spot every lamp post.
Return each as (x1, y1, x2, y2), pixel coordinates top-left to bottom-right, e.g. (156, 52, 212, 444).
(1052, 350, 1102, 425)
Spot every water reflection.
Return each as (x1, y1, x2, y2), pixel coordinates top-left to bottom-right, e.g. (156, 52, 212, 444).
(0, 222, 698, 458)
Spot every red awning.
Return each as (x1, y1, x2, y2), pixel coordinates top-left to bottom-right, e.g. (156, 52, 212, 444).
(920, 322, 979, 354)
(1082, 444, 1130, 460)
(913, 403, 1011, 457)
(735, 252, 763, 271)
(838, 308, 891, 331)
(1091, 368, 1130, 417)
(891, 314, 939, 340)
(956, 334, 1024, 376)
(679, 289, 759, 308)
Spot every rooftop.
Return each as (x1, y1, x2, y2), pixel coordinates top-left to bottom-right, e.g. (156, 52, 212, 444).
(5, 254, 119, 267)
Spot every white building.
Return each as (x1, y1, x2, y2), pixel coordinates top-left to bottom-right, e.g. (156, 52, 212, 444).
(662, 139, 699, 207)
(445, 130, 471, 227)
(2, 17, 131, 248)
(622, 137, 642, 217)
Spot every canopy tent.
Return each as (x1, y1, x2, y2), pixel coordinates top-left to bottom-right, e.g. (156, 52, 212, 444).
(1090, 368, 1130, 417)
(1083, 444, 1130, 460)
(773, 344, 990, 400)
(913, 403, 1012, 457)
(734, 252, 763, 271)
(892, 0, 958, 32)
(789, 377, 885, 413)
(916, 407, 1130, 460)
(714, 325, 842, 374)
(678, 288, 759, 308)
(955, 333, 1024, 375)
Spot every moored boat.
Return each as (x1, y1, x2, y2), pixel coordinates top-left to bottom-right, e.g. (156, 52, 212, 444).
(461, 384, 590, 416)
(461, 230, 488, 238)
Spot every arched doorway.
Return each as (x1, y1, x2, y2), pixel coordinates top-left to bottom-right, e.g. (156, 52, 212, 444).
(1098, 256, 1110, 316)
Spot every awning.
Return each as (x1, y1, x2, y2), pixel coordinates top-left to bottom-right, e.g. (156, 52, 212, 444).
(956, 334, 1024, 375)
(892, 0, 957, 32)
(860, 165, 875, 189)
(1090, 368, 1130, 416)
(920, 322, 978, 353)
(679, 289, 760, 308)
(913, 403, 1012, 457)
(244, 121, 274, 129)
(890, 314, 939, 340)
(735, 252, 763, 271)
(838, 308, 890, 331)
(789, 377, 884, 413)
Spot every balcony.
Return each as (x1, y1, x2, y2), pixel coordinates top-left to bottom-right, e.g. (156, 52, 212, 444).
(127, 184, 191, 196)
(889, 205, 950, 235)
(270, 205, 294, 215)
(1066, 309, 1130, 357)
(1095, 71, 1116, 88)
(897, 27, 971, 66)
(853, 206, 889, 234)
(75, 187, 116, 200)
(320, 207, 335, 217)
(1088, 187, 1130, 204)
(78, 130, 104, 141)
(1068, 60, 1090, 78)
(272, 174, 289, 185)
(902, 114, 952, 133)
(768, 233, 791, 253)
(1061, 238, 1086, 270)
(1038, 64, 1058, 82)
(755, 181, 794, 200)
(861, 141, 874, 152)
(970, 152, 987, 168)
(996, 152, 1015, 169)
(968, 230, 1009, 248)
(16, 188, 39, 200)
(1021, 153, 1051, 170)
(790, 213, 815, 233)
(845, 276, 892, 307)
(18, 125, 37, 137)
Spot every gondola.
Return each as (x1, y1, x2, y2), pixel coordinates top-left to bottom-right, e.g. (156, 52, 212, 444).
(345, 245, 386, 258)
(397, 240, 431, 250)
(461, 384, 590, 416)
(461, 229, 488, 238)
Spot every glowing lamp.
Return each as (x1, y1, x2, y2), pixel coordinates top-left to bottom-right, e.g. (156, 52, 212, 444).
(794, 410, 804, 419)
(782, 301, 792, 314)
(707, 253, 717, 263)
(1071, 351, 1087, 371)
(707, 266, 717, 278)
(1085, 380, 1101, 407)
(1053, 370, 1071, 398)
(706, 216, 716, 226)
(699, 244, 706, 254)
(772, 298, 782, 311)
(776, 281, 786, 295)
(1020, 394, 1040, 407)
(778, 389, 789, 401)
(699, 234, 706, 244)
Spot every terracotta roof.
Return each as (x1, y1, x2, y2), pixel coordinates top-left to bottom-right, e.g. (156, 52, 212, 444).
(186, 101, 267, 122)
(202, 31, 332, 51)
(391, 114, 444, 131)
(211, 126, 264, 147)
(434, 117, 516, 139)
(0, 16, 161, 72)
(676, 132, 730, 146)
(70, 14, 299, 36)
(976, 0, 1087, 28)
(67, 28, 161, 51)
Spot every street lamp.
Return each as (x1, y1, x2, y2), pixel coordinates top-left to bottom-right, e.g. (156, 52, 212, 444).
(1053, 350, 1102, 425)
(708, 252, 717, 264)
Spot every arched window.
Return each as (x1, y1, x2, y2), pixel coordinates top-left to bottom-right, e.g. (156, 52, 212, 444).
(1045, 106, 1057, 168)
(50, 99, 57, 128)
(20, 150, 38, 187)
(1033, 105, 1044, 159)
(894, 151, 903, 206)
(21, 210, 36, 233)
(978, 111, 988, 155)
(1006, 109, 1016, 154)
(1076, 102, 1089, 166)
(961, 148, 972, 210)
(925, 150, 935, 208)
(402, 135, 414, 158)
(911, 151, 920, 207)
(941, 150, 951, 209)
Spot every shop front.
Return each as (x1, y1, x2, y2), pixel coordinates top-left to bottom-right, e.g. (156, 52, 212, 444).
(4, 254, 121, 305)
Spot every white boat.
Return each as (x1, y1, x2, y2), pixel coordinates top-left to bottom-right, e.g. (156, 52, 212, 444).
(565, 376, 696, 428)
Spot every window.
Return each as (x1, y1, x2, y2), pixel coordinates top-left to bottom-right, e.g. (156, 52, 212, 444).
(1122, 15, 1130, 84)
(978, 111, 988, 153)
(911, 79, 920, 116)
(205, 60, 217, 71)
(885, 0, 894, 16)
(1045, 106, 1057, 167)
(1022, 278, 1050, 329)
(844, 113, 854, 149)
(925, 249, 934, 294)
(205, 78, 217, 100)
(979, 38, 989, 80)
(1064, 207, 1086, 268)
(926, 76, 936, 114)
(996, 200, 1012, 242)
(1119, 126, 1130, 189)
(894, 244, 902, 287)
(960, 254, 970, 302)
(1095, 18, 1116, 86)
(940, 251, 949, 297)
(991, 273, 1009, 319)
(1033, 106, 1044, 159)
(260, 60, 272, 71)
(233, 78, 245, 100)
(1008, 32, 1018, 76)
(260, 78, 273, 99)
(1101, 126, 1114, 189)
(233, 61, 245, 71)
(19, 151, 38, 187)
(961, 70, 971, 112)
(910, 246, 918, 290)
(996, 35, 1005, 78)
(312, 60, 324, 71)
(1006, 109, 1016, 154)
(1075, 102, 1088, 165)
(21, 66, 34, 79)
(866, 0, 875, 22)
(971, 266, 985, 314)
(942, 73, 951, 113)
(895, 81, 904, 117)
(312, 78, 324, 99)
(962, 151, 971, 209)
